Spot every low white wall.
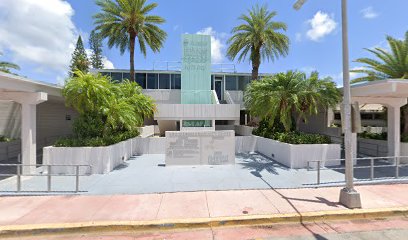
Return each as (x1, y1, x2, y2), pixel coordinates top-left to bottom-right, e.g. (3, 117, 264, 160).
(132, 137, 166, 155)
(236, 136, 340, 169)
(235, 125, 253, 136)
(138, 125, 155, 138)
(43, 137, 135, 175)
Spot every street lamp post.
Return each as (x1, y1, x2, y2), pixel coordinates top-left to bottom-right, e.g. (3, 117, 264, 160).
(294, 0, 361, 209)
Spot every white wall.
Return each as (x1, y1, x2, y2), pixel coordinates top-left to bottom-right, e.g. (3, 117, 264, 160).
(142, 89, 181, 104)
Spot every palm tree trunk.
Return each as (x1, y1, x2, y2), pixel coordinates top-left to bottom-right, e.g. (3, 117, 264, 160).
(251, 49, 260, 80)
(129, 32, 136, 82)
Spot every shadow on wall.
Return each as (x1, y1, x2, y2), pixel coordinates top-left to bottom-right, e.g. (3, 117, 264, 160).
(2, 102, 21, 139)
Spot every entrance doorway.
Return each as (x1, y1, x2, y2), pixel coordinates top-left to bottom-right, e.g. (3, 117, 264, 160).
(214, 76, 223, 101)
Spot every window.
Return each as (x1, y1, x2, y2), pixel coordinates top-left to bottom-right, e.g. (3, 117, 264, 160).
(225, 75, 237, 90)
(238, 76, 251, 91)
(159, 74, 170, 89)
(111, 72, 123, 82)
(122, 72, 131, 81)
(171, 74, 181, 89)
(100, 72, 111, 78)
(147, 73, 158, 89)
(182, 120, 212, 127)
(334, 113, 341, 120)
(135, 73, 146, 88)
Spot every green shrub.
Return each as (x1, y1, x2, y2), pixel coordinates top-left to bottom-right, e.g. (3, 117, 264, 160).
(253, 118, 331, 144)
(0, 135, 13, 142)
(54, 130, 139, 147)
(358, 131, 387, 140)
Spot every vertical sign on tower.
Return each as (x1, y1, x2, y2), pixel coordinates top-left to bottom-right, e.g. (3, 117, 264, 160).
(181, 34, 212, 104)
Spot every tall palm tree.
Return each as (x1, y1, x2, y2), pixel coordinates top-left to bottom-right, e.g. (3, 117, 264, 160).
(0, 52, 20, 74)
(93, 0, 167, 82)
(227, 5, 289, 80)
(351, 31, 408, 134)
(351, 31, 408, 83)
(244, 70, 340, 132)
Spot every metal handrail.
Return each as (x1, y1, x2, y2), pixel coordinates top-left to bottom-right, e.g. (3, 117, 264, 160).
(308, 156, 408, 185)
(0, 164, 92, 193)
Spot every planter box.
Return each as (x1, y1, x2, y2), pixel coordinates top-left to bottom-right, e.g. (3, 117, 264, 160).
(43, 137, 136, 175)
(236, 136, 341, 169)
(234, 125, 254, 136)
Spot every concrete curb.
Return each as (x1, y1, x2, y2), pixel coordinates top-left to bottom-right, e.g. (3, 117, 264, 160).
(1, 207, 408, 237)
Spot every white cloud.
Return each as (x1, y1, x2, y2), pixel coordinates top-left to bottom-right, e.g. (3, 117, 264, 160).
(361, 6, 379, 19)
(85, 48, 114, 69)
(306, 11, 337, 42)
(330, 67, 367, 86)
(102, 57, 114, 69)
(0, 0, 77, 73)
(196, 27, 226, 63)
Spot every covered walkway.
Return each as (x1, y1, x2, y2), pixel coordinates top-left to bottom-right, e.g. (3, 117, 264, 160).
(350, 80, 408, 158)
(0, 72, 62, 173)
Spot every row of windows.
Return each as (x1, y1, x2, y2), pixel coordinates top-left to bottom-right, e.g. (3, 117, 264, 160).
(102, 72, 181, 89)
(101, 72, 252, 91)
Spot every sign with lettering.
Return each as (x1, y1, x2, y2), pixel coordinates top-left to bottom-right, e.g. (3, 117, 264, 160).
(165, 130, 235, 165)
(181, 34, 212, 104)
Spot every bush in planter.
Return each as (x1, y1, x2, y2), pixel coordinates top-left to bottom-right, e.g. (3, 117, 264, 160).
(0, 135, 13, 142)
(253, 119, 331, 144)
(57, 72, 155, 147)
(358, 131, 387, 141)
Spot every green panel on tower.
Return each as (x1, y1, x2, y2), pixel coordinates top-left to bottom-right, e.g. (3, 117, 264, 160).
(181, 34, 212, 104)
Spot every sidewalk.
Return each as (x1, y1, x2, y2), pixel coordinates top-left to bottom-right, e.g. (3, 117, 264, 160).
(1, 184, 408, 235)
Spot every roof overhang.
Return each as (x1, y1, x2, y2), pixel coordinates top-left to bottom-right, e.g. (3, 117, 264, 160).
(350, 79, 408, 98)
(0, 72, 62, 98)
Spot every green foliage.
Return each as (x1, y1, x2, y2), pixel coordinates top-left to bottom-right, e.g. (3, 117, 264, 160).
(245, 70, 341, 132)
(54, 130, 140, 147)
(89, 30, 104, 69)
(93, 0, 167, 81)
(253, 119, 331, 144)
(60, 72, 155, 147)
(0, 135, 13, 142)
(358, 131, 387, 140)
(0, 52, 20, 74)
(227, 4, 289, 80)
(351, 31, 408, 83)
(69, 36, 90, 76)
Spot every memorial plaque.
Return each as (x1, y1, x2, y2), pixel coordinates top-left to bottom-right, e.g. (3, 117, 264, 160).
(165, 130, 235, 166)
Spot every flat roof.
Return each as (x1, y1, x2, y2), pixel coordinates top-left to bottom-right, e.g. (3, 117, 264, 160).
(0, 72, 62, 97)
(350, 79, 408, 98)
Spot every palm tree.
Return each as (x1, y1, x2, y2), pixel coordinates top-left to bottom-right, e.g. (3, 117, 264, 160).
(351, 31, 408, 83)
(0, 52, 20, 74)
(244, 70, 340, 132)
(351, 31, 408, 134)
(227, 5, 289, 80)
(93, 0, 167, 82)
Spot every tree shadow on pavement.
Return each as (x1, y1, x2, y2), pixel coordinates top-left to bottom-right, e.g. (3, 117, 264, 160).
(237, 153, 287, 175)
(250, 169, 335, 240)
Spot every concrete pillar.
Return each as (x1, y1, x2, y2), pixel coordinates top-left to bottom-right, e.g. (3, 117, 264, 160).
(21, 103, 37, 174)
(387, 105, 401, 158)
(351, 132, 357, 165)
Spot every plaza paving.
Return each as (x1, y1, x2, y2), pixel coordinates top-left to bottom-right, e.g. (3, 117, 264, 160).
(0, 153, 407, 194)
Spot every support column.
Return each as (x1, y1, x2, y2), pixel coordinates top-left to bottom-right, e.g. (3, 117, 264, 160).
(21, 103, 37, 174)
(387, 105, 401, 158)
(351, 132, 357, 164)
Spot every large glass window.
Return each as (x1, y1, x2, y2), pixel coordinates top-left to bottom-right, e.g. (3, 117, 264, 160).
(111, 72, 123, 82)
(122, 72, 131, 81)
(147, 73, 158, 89)
(101, 72, 111, 78)
(159, 74, 170, 89)
(225, 75, 237, 90)
(238, 76, 251, 91)
(135, 73, 146, 88)
(171, 74, 181, 89)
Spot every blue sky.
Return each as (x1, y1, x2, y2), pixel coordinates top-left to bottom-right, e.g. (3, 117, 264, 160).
(0, 0, 407, 85)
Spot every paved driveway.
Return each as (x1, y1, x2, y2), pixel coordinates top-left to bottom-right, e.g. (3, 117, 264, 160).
(0, 153, 350, 195)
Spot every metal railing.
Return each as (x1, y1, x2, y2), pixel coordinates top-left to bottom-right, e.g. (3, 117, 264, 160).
(307, 156, 408, 185)
(0, 164, 92, 193)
